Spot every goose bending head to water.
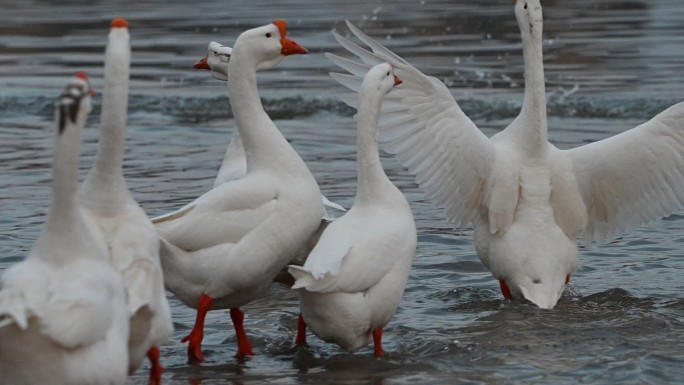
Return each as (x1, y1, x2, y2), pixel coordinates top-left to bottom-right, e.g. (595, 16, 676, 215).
(152, 20, 323, 362)
(0, 73, 130, 385)
(328, 0, 684, 309)
(289, 63, 416, 357)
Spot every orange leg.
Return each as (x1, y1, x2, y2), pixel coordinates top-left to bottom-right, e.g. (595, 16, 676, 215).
(147, 346, 163, 385)
(372, 328, 384, 358)
(565, 274, 571, 285)
(181, 293, 213, 363)
(230, 307, 254, 357)
(295, 313, 307, 346)
(499, 279, 513, 300)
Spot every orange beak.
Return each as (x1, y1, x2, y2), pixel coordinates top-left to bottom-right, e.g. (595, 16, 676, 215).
(394, 74, 402, 86)
(273, 19, 308, 56)
(281, 37, 308, 55)
(193, 56, 210, 70)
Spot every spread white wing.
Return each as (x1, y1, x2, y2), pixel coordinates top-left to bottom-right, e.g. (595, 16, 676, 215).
(567, 102, 684, 243)
(329, 21, 495, 228)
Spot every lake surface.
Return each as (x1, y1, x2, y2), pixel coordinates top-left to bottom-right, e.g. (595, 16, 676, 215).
(1, 0, 684, 384)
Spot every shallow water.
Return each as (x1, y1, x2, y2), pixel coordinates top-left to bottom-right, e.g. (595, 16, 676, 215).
(1, 0, 684, 384)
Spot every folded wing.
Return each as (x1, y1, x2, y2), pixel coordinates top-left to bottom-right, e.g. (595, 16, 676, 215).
(290, 214, 412, 293)
(153, 178, 279, 251)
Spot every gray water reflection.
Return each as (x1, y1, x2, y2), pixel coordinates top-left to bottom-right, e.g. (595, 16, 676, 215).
(1, 1, 683, 384)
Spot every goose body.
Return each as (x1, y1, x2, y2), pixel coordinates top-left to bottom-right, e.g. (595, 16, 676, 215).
(0, 74, 130, 385)
(153, 20, 323, 361)
(78, 19, 172, 383)
(329, 1, 684, 309)
(289, 63, 415, 356)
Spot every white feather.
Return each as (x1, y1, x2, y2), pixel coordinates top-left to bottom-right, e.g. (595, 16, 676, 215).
(0, 73, 129, 384)
(567, 102, 684, 243)
(292, 63, 416, 355)
(330, 9, 684, 310)
(78, 22, 173, 375)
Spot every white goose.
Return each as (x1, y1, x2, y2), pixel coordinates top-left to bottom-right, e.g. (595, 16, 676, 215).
(329, 0, 684, 309)
(0, 73, 130, 385)
(194, 41, 232, 82)
(152, 20, 323, 361)
(289, 63, 415, 357)
(194, 41, 346, 215)
(78, 18, 172, 384)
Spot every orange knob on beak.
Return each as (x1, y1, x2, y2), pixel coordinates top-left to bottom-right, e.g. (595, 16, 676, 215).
(273, 19, 309, 56)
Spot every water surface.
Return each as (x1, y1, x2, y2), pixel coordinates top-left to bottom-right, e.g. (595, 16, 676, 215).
(1, 1, 683, 384)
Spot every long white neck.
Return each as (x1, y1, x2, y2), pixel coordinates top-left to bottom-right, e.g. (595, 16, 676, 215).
(508, 1, 547, 155)
(355, 86, 394, 204)
(226, 45, 299, 173)
(35, 107, 94, 260)
(81, 28, 130, 208)
(45, 123, 82, 232)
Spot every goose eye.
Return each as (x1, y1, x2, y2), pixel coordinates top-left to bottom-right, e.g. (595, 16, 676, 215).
(265, 32, 272, 38)
(386, 71, 390, 76)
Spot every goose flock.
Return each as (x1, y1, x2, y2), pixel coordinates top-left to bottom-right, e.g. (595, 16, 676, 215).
(1, 0, 683, 383)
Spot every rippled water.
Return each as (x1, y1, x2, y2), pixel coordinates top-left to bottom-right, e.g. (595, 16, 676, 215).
(1, 0, 684, 384)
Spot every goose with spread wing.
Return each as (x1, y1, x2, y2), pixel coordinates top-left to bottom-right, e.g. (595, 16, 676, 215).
(328, 0, 684, 309)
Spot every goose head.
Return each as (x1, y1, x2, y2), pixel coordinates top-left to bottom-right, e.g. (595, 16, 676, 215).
(515, 0, 543, 40)
(501, 271, 568, 310)
(194, 41, 232, 81)
(57, 72, 95, 136)
(360, 62, 402, 97)
(231, 19, 308, 71)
